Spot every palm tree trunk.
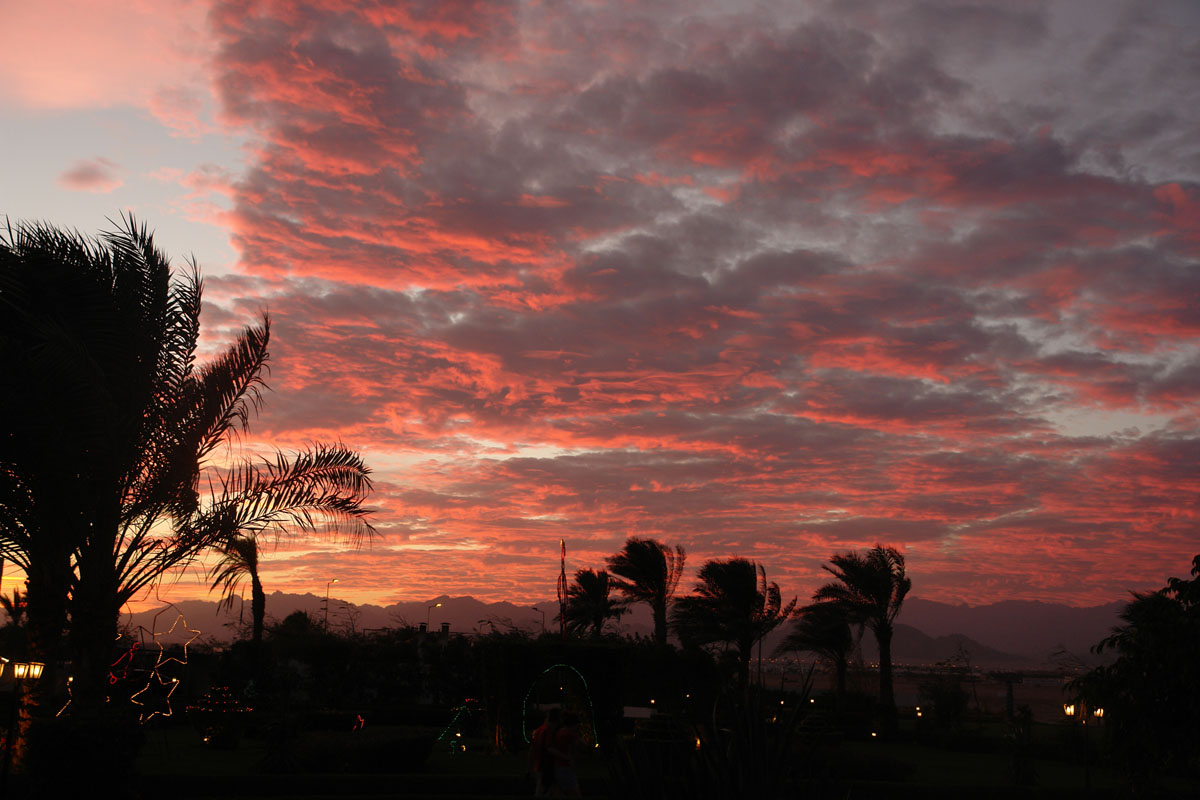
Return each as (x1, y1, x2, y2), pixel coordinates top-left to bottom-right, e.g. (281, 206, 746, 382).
(738, 641, 752, 701)
(876, 625, 897, 736)
(250, 572, 266, 649)
(834, 655, 847, 711)
(653, 598, 668, 647)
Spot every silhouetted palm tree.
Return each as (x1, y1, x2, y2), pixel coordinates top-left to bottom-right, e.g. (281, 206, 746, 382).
(209, 535, 264, 646)
(0, 218, 374, 774)
(776, 601, 854, 708)
(811, 545, 910, 734)
(562, 568, 625, 637)
(204, 445, 374, 649)
(673, 558, 797, 695)
(606, 537, 686, 647)
(1072, 554, 1200, 787)
(0, 586, 27, 628)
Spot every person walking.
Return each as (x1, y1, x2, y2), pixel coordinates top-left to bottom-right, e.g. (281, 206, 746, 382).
(529, 708, 561, 797)
(548, 711, 583, 798)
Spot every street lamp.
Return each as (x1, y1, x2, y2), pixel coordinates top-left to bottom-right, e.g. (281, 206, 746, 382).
(324, 578, 339, 631)
(1063, 700, 1104, 789)
(2, 660, 45, 787)
(531, 606, 545, 633)
(427, 602, 442, 630)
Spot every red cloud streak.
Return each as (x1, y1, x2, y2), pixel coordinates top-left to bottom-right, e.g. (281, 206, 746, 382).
(118, 0, 1200, 612)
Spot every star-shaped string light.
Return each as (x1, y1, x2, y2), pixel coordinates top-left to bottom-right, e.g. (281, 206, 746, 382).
(60, 603, 202, 723)
(147, 607, 201, 672)
(130, 671, 182, 722)
(128, 604, 200, 723)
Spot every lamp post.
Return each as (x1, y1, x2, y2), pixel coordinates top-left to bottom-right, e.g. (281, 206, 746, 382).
(1063, 700, 1104, 789)
(427, 602, 442, 630)
(531, 606, 545, 633)
(324, 578, 338, 631)
(2, 660, 45, 788)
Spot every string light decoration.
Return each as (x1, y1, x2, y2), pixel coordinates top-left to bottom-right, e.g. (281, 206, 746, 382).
(187, 686, 254, 746)
(109, 639, 143, 685)
(146, 607, 201, 672)
(130, 672, 182, 722)
(60, 604, 202, 722)
(127, 606, 200, 723)
(55, 677, 74, 718)
(521, 663, 599, 747)
(436, 700, 481, 754)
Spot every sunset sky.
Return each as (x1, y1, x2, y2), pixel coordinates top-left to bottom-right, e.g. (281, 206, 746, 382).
(2, 0, 1198, 610)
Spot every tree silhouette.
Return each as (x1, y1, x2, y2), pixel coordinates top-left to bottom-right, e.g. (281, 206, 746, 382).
(810, 544, 910, 734)
(0, 586, 27, 629)
(562, 568, 625, 637)
(673, 558, 796, 695)
(209, 535, 264, 647)
(0, 218, 373, 775)
(606, 537, 686, 647)
(1073, 554, 1200, 791)
(776, 601, 854, 708)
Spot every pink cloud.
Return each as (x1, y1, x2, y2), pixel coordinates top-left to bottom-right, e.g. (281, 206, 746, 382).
(58, 157, 123, 193)
(0, 0, 210, 111)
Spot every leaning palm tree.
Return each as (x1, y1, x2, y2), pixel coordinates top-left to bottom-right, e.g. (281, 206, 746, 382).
(810, 545, 910, 734)
(776, 601, 854, 708)
(209, 535, 264, 646)
(562, 568, 625, 637)
(606, 537, 686, 647)
(673, 558, 797, 696)
(204, 445, 373, 649)
(0, 218, 373, 780)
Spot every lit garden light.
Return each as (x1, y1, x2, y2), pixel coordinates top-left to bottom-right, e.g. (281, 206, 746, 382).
(3, 661, 46, 785)
(1063, 699, 1102, 789)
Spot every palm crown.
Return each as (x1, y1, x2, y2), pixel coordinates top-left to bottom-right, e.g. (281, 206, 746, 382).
(0, 217, 374, 726)
(605, 537, 686, 646)
(673, 557, 796, 692)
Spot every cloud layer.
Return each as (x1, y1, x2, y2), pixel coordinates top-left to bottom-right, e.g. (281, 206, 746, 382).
(162, 0, 1200, 606)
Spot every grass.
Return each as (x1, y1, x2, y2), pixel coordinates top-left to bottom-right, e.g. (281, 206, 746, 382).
(105, 713, 1198, 799)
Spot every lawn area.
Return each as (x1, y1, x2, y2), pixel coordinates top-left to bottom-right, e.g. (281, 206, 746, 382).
(10, 713, 1185, 799)
(131, 719, 611, 799)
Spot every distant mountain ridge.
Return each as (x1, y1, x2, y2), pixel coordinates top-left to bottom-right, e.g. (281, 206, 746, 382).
(129, 592, 1123, 667)
(898, 597, 1124, 662)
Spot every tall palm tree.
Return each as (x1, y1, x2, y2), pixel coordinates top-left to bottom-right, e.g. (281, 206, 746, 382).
(776, 601, 854, 708)
(606, 537, 686, 647)
(672, 558, 797, 695)
(562, 568, 625, 637)
(0, 218, 374, 775)
(811, 545, 910, 734)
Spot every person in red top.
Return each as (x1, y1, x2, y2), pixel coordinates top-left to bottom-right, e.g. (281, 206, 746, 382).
(548, 711, 582, 797)
(529, 708, 561, 797)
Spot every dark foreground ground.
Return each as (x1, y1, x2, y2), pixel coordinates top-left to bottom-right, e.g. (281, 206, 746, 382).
(89, 719, 1190, 799)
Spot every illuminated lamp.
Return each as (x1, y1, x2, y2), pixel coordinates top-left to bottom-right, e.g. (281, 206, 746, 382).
(26, 662, 44, 680)
(1092, 707, 1104, 719)
(1063, 703, 1076, 717)
(12, 662, 29, 680)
